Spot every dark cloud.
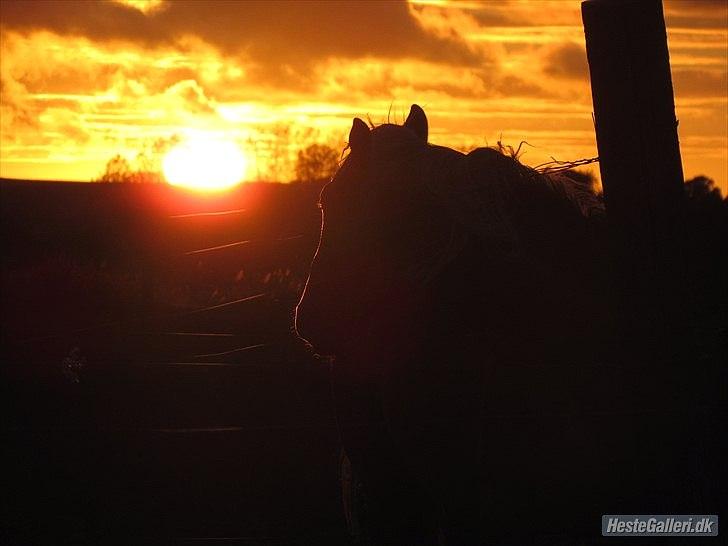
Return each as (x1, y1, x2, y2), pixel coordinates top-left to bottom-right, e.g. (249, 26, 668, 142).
(423, 0, 581, 28)
(431, 0, 728, 30)
(664, 0, 728, 30)
(672, 68, 728, 97)
(0, 1, 483, 74)
(495, 74, 550, 97)
(0, 1, 159, 44)
(544, 43, 589, 81)
(320, 65, 552, 104)
(409, 1, 530, 28)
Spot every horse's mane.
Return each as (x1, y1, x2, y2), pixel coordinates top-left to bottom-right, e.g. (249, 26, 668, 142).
(329, 122, 605, 287)
(350, 122, 603, 221)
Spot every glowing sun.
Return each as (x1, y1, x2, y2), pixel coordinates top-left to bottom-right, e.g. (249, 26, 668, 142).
(163, 138, 247, 190)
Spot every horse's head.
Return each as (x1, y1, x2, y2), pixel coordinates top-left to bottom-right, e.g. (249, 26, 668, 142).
(295, 104, 607, 365)
(295, 105, 462, 359)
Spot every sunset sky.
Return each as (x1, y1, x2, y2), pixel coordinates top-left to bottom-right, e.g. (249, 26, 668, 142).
(0, 0, 726, 192)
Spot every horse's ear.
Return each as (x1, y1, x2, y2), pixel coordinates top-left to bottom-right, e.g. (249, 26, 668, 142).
(404, 104, 428, 142)
(349, 118, 371, 153)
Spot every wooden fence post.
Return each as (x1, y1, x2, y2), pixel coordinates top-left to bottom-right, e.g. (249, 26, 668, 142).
(582, 0, 687, 362)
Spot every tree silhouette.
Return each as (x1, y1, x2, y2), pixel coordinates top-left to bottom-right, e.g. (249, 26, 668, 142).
(684, 175, 724, 205)
(95, 153, 165, 183)
(95, 135, 180, 183)
(295, 143, 339, 183)
(96, 154, 133, 183)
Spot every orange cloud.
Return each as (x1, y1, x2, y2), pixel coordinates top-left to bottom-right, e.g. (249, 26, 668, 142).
(1, 0, 483, 71)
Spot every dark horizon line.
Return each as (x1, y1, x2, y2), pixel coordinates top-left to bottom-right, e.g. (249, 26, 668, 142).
(0, 177, 309, 185)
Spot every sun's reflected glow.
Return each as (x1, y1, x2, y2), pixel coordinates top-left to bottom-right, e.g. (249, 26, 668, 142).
(163, 138, 247, 191)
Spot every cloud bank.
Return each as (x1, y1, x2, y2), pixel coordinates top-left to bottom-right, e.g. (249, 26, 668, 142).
(0, 0, 725, 190)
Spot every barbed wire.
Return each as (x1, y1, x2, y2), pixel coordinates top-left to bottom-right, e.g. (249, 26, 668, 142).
(534, 156, 600, 174)
(14, 292, 268, 345)
(169, 208, 247, 218)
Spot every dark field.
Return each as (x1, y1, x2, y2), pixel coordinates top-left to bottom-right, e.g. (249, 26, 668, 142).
(1, 180, 350, 544)
(1, 179, 726, 545)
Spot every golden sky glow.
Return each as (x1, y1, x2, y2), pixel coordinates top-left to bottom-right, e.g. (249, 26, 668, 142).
(0, 0, 726, 192)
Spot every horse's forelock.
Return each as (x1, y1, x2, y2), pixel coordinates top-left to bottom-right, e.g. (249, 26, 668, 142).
(322, 123, 428, 207)
(370, 123, 427, 159)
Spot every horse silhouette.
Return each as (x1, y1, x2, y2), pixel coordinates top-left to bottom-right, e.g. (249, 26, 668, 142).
(296, 105, 611, 544)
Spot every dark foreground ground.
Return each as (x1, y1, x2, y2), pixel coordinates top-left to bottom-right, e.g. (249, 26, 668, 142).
(2, 180, 350, 544)
(1, 179, 726, 544)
